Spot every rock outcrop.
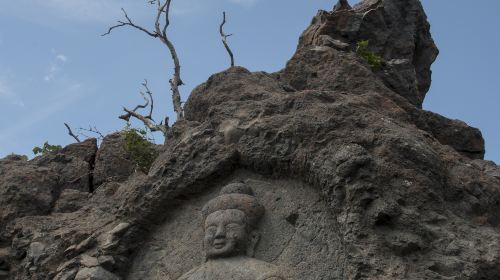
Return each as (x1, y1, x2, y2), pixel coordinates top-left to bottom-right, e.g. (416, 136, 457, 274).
(0, 0, 497, 279)
(296, 0, 439, 107)
(93, 133, 137, 188)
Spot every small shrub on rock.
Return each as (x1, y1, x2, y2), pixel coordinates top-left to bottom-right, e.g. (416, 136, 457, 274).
(32, 142, 62, 155)
(123, 127, 159, 173)
(356, 40, 384, 70)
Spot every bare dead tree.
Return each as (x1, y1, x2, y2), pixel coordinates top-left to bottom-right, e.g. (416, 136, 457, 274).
(64, 123, 81, 143)
(220, 11, 235, 68)
(103, 0, 184, 121)
(78, 125, 105, 141)
(66, 122, 107, 144)
(119, 80, 169, 136)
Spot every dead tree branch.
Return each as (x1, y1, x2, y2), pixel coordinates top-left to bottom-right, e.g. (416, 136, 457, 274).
(121, 80, 152, 121)
(78, 126, 105, 140)
(119, 80, 169, 136)
(220, 11, 235, 68)
(143, 80, 154, 119)
(102, 8, 158, 38)
(103, 0, 184, 121)
(64, 123, 81, 143)
(121, 108, 169, 135)
(157, 0, 184, 120)
(119, 80, 152, 122)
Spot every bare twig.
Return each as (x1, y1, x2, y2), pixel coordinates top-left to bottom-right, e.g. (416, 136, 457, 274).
(103, 0, 184, 121)
(102, 8, 158, 37)
(142, 80, 154, 119)
(119, 80, 154, 121)
(78, 126, 105, 140)
(121, 80, 152, 122)
(131, 91, 150, 117)
(64, 123, 81, 143)
(220, 11, 235, 68)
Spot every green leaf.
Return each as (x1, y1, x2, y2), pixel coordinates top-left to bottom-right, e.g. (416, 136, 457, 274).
(123, 127, 159, 173)
(356, 40, 384, 71)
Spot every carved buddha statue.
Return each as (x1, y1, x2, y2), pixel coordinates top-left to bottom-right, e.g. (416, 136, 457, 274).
(178, 182, 285, 280)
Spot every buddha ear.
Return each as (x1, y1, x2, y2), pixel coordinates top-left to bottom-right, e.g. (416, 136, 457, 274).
(247, 230, 260, 257)
(202, 238, 208, 262)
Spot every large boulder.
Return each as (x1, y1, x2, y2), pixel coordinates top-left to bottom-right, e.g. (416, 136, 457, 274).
(415, 111, 485, 159)
(278, 45, 389, 94)
(93, 133, 136, 188)
(294, 0, 439, 107)
(0, 156, 58, 227)
(32, 138, 98, 193)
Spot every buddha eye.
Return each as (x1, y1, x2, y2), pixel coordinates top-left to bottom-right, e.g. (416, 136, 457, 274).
(206, 226, 217, 234)
(225, 223, 241, 230)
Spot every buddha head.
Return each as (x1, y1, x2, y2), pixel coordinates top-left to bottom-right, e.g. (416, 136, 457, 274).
(201, 182, 265, 260)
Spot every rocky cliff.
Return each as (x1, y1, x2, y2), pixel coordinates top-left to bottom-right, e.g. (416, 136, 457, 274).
(1, 0, 499, 279)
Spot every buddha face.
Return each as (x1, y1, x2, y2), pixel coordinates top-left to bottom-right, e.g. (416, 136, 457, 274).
(204, 209, 249, 259)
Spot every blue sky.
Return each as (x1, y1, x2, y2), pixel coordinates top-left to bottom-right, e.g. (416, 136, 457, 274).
(0, 0, 498, 163)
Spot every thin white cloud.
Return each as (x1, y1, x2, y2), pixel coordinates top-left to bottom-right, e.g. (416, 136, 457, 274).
(44, 65, 58, 82)
(44, 53, 68, 82)
(56, 54, 68, 63)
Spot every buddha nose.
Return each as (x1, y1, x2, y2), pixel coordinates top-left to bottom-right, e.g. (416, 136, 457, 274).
(215, 225, 225, 238)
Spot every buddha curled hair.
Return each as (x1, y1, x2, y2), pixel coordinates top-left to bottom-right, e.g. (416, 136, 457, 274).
(202, 182, 265, 229)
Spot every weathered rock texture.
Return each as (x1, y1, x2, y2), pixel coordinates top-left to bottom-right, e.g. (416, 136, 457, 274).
(93, 133, 137, 188)
(0, 0, 498, 279)
(295, 0, 439, 107)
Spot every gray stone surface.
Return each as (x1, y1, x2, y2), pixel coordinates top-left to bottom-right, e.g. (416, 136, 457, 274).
(0, 158, 59, 227)
(474, 160, 500, 180)
(93, 132, 136, 187)
(415, 111, 485, 159)
(317, 35, 350, 50)
(75, 267, 121, 280)
(0, 138, 98, 229)
(53, 189, 89, 213)
(32, 138, 97, 193)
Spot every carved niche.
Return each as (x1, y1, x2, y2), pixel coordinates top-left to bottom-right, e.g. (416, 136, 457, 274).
(128, 171, 342, 280)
